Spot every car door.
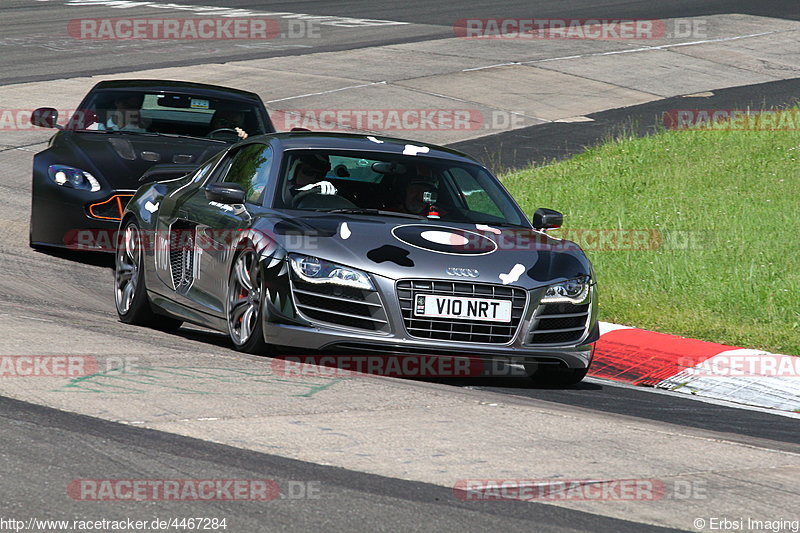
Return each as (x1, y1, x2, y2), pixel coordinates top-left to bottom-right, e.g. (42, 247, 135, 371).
(151, 152, 225, 298)
(184, 142, 275, 316)
(151, 143, 274, 317)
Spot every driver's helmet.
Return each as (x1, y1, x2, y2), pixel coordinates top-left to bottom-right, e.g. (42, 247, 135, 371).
(406, 174, 437, 195)
(209, 110, 244, 130)
(114, 93, 144, 110)
(292, 153, 331, 182)
(402, 175, 438, 214)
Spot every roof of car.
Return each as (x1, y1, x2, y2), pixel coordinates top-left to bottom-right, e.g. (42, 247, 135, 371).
(261, 132, 482, 165)
(90, 79, 262, 102)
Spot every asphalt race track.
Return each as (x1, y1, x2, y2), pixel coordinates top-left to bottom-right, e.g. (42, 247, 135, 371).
(3, 0, 800, 84)
(1, 1, 798, 532)
(2, 397, 687, 533)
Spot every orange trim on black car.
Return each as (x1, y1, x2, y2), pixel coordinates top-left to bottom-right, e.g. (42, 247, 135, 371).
(87, 194, 134, 221)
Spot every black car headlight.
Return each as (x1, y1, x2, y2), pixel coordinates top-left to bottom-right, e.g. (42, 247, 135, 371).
(289, 254, 374, 291)
(48, 164, 100, 192)
(541, 276, 591, 304)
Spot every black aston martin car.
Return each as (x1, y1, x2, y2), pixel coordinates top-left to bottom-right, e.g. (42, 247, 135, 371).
(115, 132, 598, 385)
(29, 79, 275, 250)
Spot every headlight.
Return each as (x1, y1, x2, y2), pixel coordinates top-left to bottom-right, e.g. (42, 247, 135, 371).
(541, 276, 591, 304)
(289, 254, 375, 290)
(47, 164, 101, 192)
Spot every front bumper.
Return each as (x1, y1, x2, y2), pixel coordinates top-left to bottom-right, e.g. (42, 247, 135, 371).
(263, 274, 597, 370)
(30, 176, 131, 251)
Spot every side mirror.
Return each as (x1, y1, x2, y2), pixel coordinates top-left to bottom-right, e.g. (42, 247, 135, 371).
(32, 107, 61, 129)
(532, 208, 563, 230)
(205, 182, 246, 204)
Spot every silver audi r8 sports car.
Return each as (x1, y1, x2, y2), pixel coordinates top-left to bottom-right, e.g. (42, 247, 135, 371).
(115, 132, 598, 385)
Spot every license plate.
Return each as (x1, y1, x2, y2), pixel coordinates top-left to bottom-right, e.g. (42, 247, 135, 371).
(414, 294, 512, 323)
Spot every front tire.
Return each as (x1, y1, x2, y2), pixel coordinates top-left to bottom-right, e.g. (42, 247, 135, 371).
(226, 247, 268, 354)
(115, 219, 182, 330)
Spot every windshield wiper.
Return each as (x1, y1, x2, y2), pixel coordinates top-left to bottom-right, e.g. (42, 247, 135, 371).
(77, 130, 162, 137)
(324, 208, 426, 220)
(76, 130, 225, 142)
(155, 132, 227, 142)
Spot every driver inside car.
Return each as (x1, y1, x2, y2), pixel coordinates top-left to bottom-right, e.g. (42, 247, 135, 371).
(87, 93, 147, 132)
(386, 168, 443, 217)
(402, 177, 438, 215)
(290, 154, 338, 197)
(208, 109, 248, 140)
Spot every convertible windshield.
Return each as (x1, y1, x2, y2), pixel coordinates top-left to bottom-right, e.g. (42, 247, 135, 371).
(275, 150, 529, 227)
(66, 89, 269, 140)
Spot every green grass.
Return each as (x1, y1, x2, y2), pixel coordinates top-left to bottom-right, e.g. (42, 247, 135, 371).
(502, 122, 800, 355)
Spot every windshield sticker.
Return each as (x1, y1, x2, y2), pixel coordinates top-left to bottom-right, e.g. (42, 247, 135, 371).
(339, 222, 352, 240)
(476, 224, 501, 235)
(391, 225, 497, 256)
(421, 230, 468, 246)
(403, 144, 430, 156)
(367, 245, 414, 267)
(209, 201, 234, 212)
(499, 264, 525, 285)
(190, 99, 210, 109)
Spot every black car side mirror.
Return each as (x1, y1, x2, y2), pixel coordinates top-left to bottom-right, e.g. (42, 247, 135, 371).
(205, 182, 246, 204)
(532, 208, 563, 230)
(31, 107, 61, 129)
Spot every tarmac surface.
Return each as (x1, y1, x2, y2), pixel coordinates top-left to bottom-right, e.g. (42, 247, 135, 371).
(1, 1, 798, 531)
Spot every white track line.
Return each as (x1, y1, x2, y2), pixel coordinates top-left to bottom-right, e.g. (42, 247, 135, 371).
(266, 81, 387, 104)
(36, 0, 410, 27)
(528, 31, 781, 65)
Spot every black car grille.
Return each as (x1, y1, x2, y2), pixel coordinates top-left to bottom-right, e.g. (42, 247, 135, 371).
(527, 301, 591, 345)
(397, 280, 527, 344)
(290, 277, 389, 332)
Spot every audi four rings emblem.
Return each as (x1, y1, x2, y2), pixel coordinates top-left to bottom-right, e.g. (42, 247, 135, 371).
(446, 267, 479, 278)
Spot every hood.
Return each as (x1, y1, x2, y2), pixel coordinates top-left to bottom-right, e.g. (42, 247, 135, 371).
(66, 132, 227, 189)
(260, 214, 592, 290)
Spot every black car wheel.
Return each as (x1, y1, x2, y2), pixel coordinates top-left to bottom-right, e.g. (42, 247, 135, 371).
(227, 247, 268, 354)
(115, 219, 182, 330)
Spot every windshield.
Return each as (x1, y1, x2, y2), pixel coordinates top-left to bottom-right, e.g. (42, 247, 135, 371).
(274, 150, 529, 227)
(66, 89, 269, 140)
